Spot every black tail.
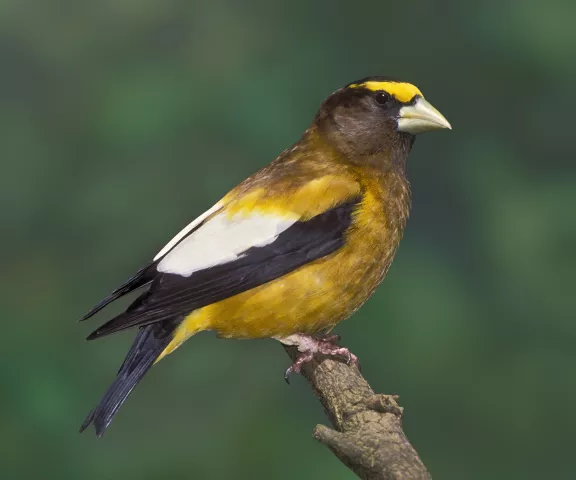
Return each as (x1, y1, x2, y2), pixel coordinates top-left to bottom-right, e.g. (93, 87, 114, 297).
(80, 262, 158, 322)
(80, 319, 178, 436)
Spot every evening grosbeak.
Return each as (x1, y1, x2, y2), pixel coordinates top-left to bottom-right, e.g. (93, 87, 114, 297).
(80, 76, 451, 436)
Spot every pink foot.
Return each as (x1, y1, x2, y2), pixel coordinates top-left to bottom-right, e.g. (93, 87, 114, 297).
(282, 334, 360, 383)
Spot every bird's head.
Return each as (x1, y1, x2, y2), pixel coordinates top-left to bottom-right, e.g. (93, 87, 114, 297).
(314, 76, 451, 160)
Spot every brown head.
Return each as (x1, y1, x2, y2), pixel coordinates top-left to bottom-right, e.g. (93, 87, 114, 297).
(314, 76, 451, 167)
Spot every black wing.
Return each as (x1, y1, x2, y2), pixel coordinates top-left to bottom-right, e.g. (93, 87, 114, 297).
(86, 198, 359, 340)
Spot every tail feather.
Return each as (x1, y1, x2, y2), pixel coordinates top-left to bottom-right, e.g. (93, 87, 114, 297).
(80, 319, 178, 436)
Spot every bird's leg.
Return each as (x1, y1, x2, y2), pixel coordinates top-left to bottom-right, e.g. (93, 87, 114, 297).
(279, 333, 360, 383)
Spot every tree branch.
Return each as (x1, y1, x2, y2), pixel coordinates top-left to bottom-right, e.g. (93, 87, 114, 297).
(284, 346, 431, 480)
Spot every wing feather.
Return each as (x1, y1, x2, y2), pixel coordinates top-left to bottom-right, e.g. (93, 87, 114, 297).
(79, 263, 157, 321)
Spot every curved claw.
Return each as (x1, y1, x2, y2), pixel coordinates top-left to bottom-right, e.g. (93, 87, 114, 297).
(284, 351, 314, 384)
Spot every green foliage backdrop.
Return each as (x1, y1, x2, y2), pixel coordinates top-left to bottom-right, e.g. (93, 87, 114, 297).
(1, 0, 575, 478)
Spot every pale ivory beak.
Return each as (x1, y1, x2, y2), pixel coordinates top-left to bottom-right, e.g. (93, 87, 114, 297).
(397, 97, 451, 134)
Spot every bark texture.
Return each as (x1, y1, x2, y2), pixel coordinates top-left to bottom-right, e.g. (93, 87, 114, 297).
(285, 346, 431, 480)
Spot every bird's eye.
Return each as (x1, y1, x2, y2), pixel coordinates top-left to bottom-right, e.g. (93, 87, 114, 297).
(374, 91, 391, 106)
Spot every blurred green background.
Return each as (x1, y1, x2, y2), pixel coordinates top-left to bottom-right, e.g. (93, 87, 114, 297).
(1, 0, 575, 478)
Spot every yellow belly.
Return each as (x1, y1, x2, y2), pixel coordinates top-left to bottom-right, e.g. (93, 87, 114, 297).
(159, 246, 385, 361)
(208, 244, 384, 339)
(159, 220, 397, 361)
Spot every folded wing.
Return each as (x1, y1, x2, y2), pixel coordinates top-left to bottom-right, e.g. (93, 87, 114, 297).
(86, 198, 360, 340)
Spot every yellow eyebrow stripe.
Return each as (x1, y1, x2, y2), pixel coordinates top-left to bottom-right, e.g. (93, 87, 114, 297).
(349, 81, 423, 103)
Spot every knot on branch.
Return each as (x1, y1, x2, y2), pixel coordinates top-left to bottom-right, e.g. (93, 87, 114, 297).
(364, 394, 404, 418)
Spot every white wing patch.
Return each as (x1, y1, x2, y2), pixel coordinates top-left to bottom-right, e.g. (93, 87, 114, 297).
(156, 212, 298, 277)
(153, 202, 224, 261)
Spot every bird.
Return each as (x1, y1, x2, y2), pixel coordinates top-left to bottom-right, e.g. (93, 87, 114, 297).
(79, 76, 451, 436)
